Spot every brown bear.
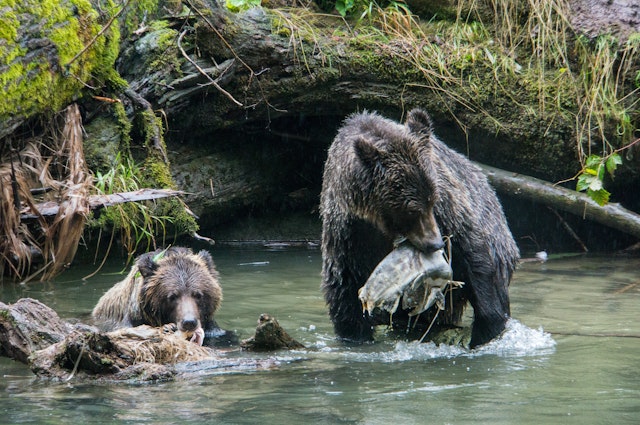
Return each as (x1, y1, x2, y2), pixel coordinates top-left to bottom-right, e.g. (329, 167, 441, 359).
(91, 247, 231, 346)
(320, 109, 520, 348)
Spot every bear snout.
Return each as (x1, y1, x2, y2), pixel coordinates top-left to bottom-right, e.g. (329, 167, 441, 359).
(181, 318, 199, 332)
(175, 296, 202, 332)
(409, 213, 445, 253)
(406, 230, 445, 254)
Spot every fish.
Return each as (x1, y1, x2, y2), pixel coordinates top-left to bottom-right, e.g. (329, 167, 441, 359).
(358, 242, 463, 317)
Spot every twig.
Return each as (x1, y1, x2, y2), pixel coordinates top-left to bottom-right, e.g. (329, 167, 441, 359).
(182, 0, 284, 115)
(192, 232, 215, 245)
(418, 309, 441, 343)
(548, 207, 588, 252)
(612, 280, 640, 295)
(65, 341, 87, 382)
(82, 228, 116, 281)
(19, 260, 54, 285)
(183, 0, 253, 72)
(176, 30, 242, 106)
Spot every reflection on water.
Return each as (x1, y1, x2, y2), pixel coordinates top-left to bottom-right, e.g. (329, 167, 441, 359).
(1, 248, 639, 424)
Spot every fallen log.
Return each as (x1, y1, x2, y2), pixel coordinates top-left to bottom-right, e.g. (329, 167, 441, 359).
(477, 163, 640, 240)
(19, 188, 185, 219)
(0, 298, 296, 382)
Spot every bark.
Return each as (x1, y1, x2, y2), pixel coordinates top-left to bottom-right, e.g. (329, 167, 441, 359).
(19, 189, 185, 219)
(478, 163, 640, 240)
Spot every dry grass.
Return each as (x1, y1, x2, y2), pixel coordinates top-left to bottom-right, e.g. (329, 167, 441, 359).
(0, 104, 92, 281)
(455, 0, 639, 166)
(108, 326, 214, 364)
(344, 0, 640, 172)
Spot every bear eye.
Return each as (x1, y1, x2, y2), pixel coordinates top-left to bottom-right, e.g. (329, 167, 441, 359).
(168, 293, 178, 302)
(193, 292, 203, 300)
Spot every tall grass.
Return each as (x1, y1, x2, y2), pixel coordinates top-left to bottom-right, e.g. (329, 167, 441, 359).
(455, 0, 639, 168)
(91, 152, 174, 266)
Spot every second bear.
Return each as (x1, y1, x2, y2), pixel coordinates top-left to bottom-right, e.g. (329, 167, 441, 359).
(320, 109, 520, 348)
(92, 247, 224, 346)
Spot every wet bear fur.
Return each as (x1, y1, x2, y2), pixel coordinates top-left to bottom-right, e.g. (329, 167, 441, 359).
(320, 109, 520, 348)
(92, 247, 234, 345)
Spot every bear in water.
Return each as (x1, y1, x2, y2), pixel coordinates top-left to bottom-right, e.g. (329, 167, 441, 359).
(92, 247, 234, 346)
(320, 109, 520, 348)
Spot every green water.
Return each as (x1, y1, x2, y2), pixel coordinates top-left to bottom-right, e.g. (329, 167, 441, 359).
(1, 247, 639, 424)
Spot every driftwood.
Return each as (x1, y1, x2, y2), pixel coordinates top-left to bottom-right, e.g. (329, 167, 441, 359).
(477, 163, 640, 240)
(241, 313, 304, 351)
(0, 298, 298, 382)
(19, 188, 185, 219)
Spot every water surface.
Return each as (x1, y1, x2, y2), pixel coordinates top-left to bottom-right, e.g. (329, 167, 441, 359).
(1, 248, 638, 424)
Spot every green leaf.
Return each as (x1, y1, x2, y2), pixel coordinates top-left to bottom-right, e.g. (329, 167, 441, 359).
(587, 188, 610, 206)
(576, 173, 595, 192)
(588, 176, 603, 191)
(605, 153, 622, 177)
(225, 0, 260, 12)
(335, 0, 354, 16)
(596, 162, 605, 181)
(585, 154, 602, 169)
(152, 246, 170, 263)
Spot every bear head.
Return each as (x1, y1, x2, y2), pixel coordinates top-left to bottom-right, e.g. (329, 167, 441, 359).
(353, 109, 444, 254)
(136, 247, 222, 334)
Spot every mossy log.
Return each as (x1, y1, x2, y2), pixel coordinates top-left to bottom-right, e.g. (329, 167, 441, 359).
(3, 0, 639, 248)
(0, 0, 121, 139)
(0, 298, 297, 382)
(112, 0, 640, 184)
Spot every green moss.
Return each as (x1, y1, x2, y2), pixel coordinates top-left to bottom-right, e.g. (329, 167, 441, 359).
(0, 0, 122, 121)
(145, 27, 182, 75)
(0, 309, 12, 322)
(143, 156, 175, 189)
(113, 102, 133, 150)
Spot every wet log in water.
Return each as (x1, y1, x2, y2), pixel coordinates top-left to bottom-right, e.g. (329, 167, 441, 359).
(0, 298, 294, 382)
(241, 313, 304, 351)
(478, 163, 640, 240)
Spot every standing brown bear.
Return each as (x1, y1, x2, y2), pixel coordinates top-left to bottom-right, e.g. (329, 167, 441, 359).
(92, 247, 231, 346)
(320, 109, 520, 348)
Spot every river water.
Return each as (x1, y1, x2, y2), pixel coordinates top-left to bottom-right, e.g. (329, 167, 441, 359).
(1, 247, 638, 424)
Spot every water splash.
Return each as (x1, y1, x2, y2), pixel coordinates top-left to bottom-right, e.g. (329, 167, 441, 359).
(468, 318, 556, 358)
(313, 318, 555, 363)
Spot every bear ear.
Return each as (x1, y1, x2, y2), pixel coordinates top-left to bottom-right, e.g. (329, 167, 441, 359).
(197, 250, 217, 273)
(405, 108, 433, 139)
(137, 251, 159, 278)
(354, 137, 383, 169)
